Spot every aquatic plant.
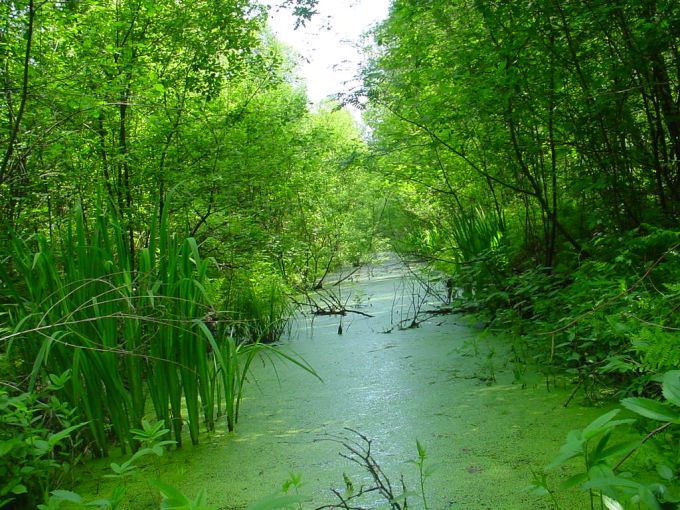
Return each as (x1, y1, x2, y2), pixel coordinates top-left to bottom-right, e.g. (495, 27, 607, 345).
(198, 321, 319, 433)
(1, 194, 318, 457)
(1, 197, 216, 452)
(409, 440, 434, 510)
(223, 272, 294, 344)
(242, 430, 436, 510)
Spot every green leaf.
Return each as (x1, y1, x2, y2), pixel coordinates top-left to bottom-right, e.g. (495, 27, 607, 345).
(637, 485, 662, 510)
(154, 480, 190, 507)
(656, 464, 674, 481)
(526, 485, 550, 497)
(547, 430, 585, 468)
(0, 439, 20, 456)
(662, 370, 680, 407)
(32, 439, 50, 454)
(416, 439, 426, 460)
(562, 472, 589, 489)
(583, 409, 629, 439)
(48, 422, 88, 448)
(109, 462, 125, 474)
(51, 490, 83, 504)
(621, 397, 680, 423)
(11, 484, 27, 495)
(599, 440, 641, 461)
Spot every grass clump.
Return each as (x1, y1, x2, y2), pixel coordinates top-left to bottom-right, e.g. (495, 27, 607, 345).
(0, 196, 317, 462)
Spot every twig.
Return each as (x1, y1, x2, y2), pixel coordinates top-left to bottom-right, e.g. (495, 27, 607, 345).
(315, 428, 405, 510)
(332, 266, 362, 287)
(613, 422, 673, 472)
(563, 379, 582, 408)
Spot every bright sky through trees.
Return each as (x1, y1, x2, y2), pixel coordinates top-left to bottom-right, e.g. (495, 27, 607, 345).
(266, 0, 390, 104)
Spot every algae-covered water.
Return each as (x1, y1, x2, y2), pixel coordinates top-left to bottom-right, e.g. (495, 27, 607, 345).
(76, 258, 610, 509)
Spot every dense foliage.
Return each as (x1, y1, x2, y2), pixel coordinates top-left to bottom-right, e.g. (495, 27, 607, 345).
(362, 0, 680, 385)
(1, 0, 679, 507)
(0, 0, 383, 506)
(361, 1, 680, 507)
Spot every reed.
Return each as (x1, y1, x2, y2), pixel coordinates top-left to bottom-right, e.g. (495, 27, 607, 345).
(198, 321, 319, 432)
(2, 195, 314, 455)
(5, 205, 138, 455)
(225, 274, 294, 344)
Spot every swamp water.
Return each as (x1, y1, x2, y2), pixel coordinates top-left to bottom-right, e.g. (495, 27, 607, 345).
(77, 258, 611, 509)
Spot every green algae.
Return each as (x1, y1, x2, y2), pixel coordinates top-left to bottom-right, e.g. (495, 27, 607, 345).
(72, 262, 615, 509)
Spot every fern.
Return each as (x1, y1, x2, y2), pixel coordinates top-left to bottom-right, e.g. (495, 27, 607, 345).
(631, 327, 680, 372)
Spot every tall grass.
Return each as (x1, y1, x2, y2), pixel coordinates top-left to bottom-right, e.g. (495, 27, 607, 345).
(4, 204, 140, 455)
(1, 197, 317, 455)
(225, 276, 294, 344)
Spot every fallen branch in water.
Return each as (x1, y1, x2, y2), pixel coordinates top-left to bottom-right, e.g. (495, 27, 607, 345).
(314, 428, 410, 510)
(312, 306, 374, 318)
(423, 303, 481, 316)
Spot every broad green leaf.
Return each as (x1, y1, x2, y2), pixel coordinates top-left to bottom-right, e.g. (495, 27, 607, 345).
(48, 422, 88, 447)
(662, 371, 680, 407)
(583, 410, 628, 439)
(153, 479, 190, 507)
(51, 490, 83, 504)
(621, 398, 680, 423)
(11, 484, 27, 495)
(637, 485, 662, 510)
(526, 485, 550, 497)
(656, 464, 674, 480)
(562, 472, 589, 489)
(0, 439, 19, 456)
(599, 440, 641, 462)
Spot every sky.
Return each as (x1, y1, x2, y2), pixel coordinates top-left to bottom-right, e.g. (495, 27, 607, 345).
(265, 0, 391, 106)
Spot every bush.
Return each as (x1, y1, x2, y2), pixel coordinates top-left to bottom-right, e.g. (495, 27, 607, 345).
(0, 374, 85, 509)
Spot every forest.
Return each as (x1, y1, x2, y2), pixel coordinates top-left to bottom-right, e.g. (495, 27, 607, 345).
(0, 0, 679, 509)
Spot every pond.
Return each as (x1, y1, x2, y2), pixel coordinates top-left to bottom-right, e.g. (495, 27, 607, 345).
(77, 256, 609, 509)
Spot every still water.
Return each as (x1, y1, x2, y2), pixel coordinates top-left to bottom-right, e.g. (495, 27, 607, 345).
(79, 257, 607, 509)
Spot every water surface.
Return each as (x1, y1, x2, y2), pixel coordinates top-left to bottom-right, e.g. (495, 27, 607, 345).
(78, 258, 607, 509)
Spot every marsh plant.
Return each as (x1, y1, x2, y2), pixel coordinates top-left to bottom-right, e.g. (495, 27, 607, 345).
(222, 269, 294, 344)
(0, 374, 86, 508)
(537, 370, 680, 510)
(36, 419, 213, 510)
(1, 197, 318, 476)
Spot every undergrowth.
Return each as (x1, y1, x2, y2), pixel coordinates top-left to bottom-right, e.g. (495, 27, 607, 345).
(0, 198, 319, 508)
(444, 225, 680, 398)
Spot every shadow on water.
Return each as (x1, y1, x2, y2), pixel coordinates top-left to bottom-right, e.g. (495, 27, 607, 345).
(77, 255, 610, 509)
